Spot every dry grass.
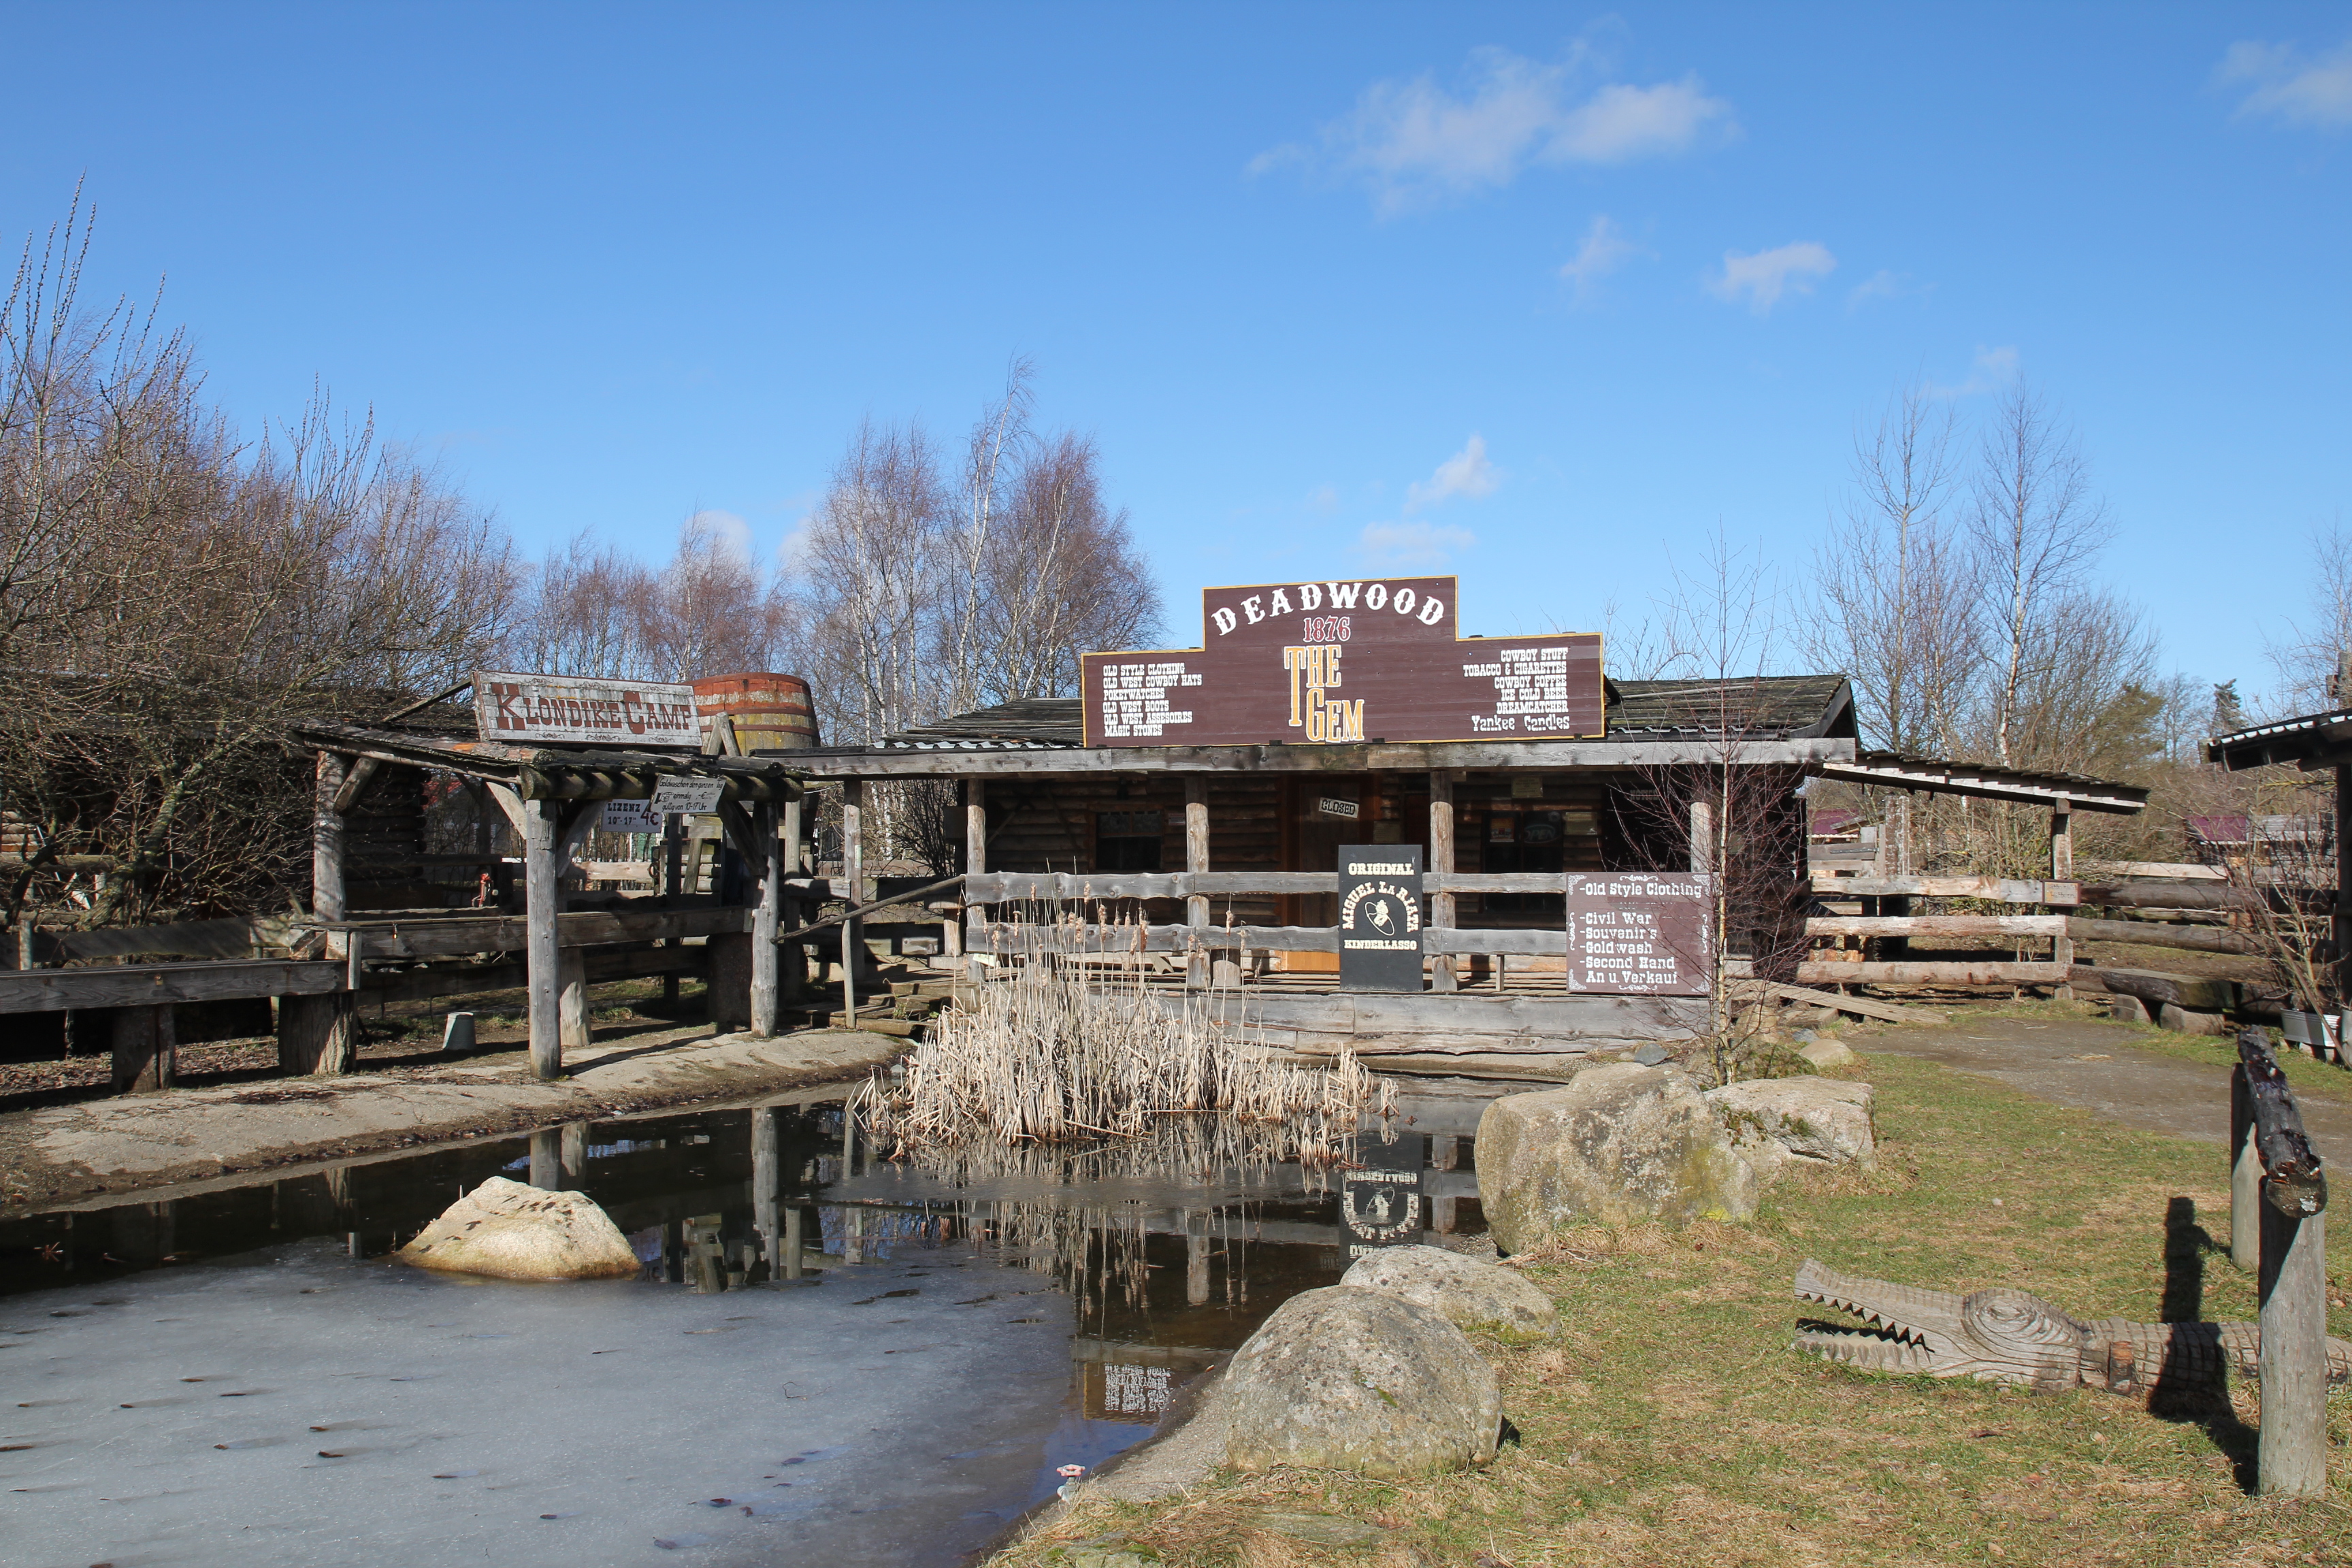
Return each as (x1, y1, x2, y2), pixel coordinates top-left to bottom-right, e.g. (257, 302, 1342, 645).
(995, 1050, 2351, 1568)
(863, 906, 1384, 1156)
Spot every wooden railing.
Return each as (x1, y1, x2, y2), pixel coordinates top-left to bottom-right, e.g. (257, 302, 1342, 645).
(2229, 1030, 2331, 1496)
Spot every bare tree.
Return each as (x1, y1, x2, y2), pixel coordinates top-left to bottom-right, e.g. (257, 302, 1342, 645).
(977, 429, 1160, 703)
(942, 359, 1034, 717)
(2264, 518, 2352, 715)
(1970, 386, 2112, 766)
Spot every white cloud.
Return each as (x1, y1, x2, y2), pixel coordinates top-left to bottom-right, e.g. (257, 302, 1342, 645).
(1253, 46, 1735, 215)
(683, 508, 753, 561)
(1846, 269, 1923, 308)
(1708, 242, 1836, 314)
(2219, 39, 2352, 128)
(1558, 214, 1642, 301)
(1307, 483, 1341, 514)
(1356, 520, 1477, 571)
(1405, 435, 1498, 513)
(1927, 344, 2021, 398)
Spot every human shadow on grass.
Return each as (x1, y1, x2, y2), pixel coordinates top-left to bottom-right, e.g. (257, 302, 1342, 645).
(2147, 1195, 2258, 1492)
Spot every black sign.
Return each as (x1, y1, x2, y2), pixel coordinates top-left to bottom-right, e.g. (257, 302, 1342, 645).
(1342, 1130, 1426, 1260)
(1563, 871, 1712, 995)
(1337, 844, 1424, 993)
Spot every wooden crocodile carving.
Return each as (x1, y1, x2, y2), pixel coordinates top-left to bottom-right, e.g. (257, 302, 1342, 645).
(1794, 1258, 2352, 1393)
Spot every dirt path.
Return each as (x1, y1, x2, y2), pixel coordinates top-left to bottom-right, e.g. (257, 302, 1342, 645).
(1854, 1012, 2352, 1164)
(0, 1025, 904, 1215)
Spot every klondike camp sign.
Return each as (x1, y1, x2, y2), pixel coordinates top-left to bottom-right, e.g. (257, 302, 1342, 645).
(1079, 576, 1603, 747)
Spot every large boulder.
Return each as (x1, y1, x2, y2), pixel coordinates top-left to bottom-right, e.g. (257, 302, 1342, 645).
(1341, 1245, 1558, 1336)
(1705, 1076, 1875, 1179)
(1223, 1286, 1501, 1477)
(1475, 1064, 1758, 1252)
(395, 1175, 640, 1281)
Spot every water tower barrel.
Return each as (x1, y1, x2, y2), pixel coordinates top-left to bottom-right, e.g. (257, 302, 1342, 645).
(691, 673, 821, 751)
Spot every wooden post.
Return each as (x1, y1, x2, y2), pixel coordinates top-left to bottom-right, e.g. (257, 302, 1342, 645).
(965, 779, 988, 968)
(278, 992, 354, 1075)
(524, 796, 563, 1080)
(557, 949, 590, 1050)
(1429, 772, 1456, 992)
(1185, 1210, 1210, 1306)
(1890, 791, 1912, 877)
(1688, 793, 1716, 875)
(529, 1128, 561, 1189)
(2337, 766, 2351, 1005)
(1186, 779, 1210, 988)
(1431, 1133, 1458, 1232)
(841, 780, 863, 1019)
(753, 1105, 779, 1276)
(784, 1204, 804, 1279)
(2051, 799, 2075, 975)
(2232, 1064, 2261, 1271)
(779, 795, 804, 1004)
(313, 752, 348, 922)
(110, 1005, 176, 1093)
(2258, 1206, 2328, 1495)
(561, 1121, 587, 1188)
(751, 800, 782, 1036)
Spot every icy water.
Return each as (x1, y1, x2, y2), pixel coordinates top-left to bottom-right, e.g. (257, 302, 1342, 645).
(1, 1090, 1488, 1568)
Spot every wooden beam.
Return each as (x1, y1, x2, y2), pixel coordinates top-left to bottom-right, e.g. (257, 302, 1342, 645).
(0, 958, 344, 1014)
(329, 754, 383, 816)
(2094, 966, 2239, 1012)
(327, 906, 752, 958)
(2065, 917, 2261, 956)
(483, 781, 530, 838)
(1806, 915, 2066, 938)
(1793, 960, 2071, 985)
(110, 1005, 176, 1093)
(975, 921, 1578, 956)
(1735, 980, 1946, 1026)
(1811, 875, 2080, 905)
(2080, 881, 2310, 912)
(1812, 757, 2145, 814)
(787, 736, 1859, 779)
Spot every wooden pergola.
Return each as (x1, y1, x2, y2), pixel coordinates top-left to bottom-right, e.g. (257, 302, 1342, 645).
(295, 721, 809, 1080)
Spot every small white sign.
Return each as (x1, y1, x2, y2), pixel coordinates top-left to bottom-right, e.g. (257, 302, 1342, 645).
(600, 798, 658, 834)
(1318, 797, 1360, 819)
(650, 777, 728, 815)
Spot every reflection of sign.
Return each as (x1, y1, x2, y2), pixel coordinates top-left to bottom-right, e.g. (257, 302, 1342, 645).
(1338, 845, 1423, 994)
(1098, 1363, 1172, 1419)
(1077, 577, 1603, 747)
(600, 798, 657, 834)
(472, 670, 701, 747)
(650, 777, 728, 815)
(1317, 797, 1360, 819)
(1564, 872, 1712, 996)
(1343, 1131, 1425, 1259)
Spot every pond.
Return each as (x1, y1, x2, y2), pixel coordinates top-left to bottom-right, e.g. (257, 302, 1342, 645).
(1, 1081, 1493, 1567)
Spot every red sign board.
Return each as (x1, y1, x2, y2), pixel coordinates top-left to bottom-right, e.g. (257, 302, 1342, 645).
(1563, 872, 1712, 996)
(1079, 576, 1603, 747)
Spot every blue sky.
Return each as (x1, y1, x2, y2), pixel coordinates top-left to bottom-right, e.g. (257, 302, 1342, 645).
(5, 5, 2347, 705)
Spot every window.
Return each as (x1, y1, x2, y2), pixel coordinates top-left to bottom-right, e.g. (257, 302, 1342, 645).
(1096, 811, 1164, 872)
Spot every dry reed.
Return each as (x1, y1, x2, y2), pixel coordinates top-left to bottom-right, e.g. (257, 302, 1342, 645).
(858, 901, 1388, 1162)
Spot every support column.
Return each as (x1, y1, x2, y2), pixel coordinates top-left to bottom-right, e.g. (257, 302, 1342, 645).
(313, 752, 348, 922)
(557, 949, 590, 1049)
(779, 795, 804, 1004)
(2051, 798, 2075, 977)
(111, 1006, 176, 1094)
(529, 1127, 561, 1189)
(278, 992, 354, 1075)
(751, 799, 782, 1037)
(561, 1121, 588, 1188)
(964, 779, 987, 969)
(841, 780, 864, 1019)
(753, 1105, 780, 1277)
(2259, 1205, 2329, 1495)
(1186, 778, 1210, 988)
(2337, 767, 2351, 1006)
(1184, 1210, 1210, 1306)
(1428, 772, 1456, 992)
(524, 796, 564, 1080)
(1688, 793, 1716, 875)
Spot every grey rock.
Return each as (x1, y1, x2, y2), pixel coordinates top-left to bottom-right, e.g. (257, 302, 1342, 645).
(1631, 1043, 1670, 1066)
(1223, 1286, 1501, 1477)
(1706, 1075, 1875, 1178)
(1475, 1065, 1759, 1250)
(1796, 1036, 1855, 1068)
(1341, 1244, 1558, 1335)
(395, 1176, 640, 1281)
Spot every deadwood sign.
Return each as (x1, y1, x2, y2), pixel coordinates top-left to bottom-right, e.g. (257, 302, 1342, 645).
(1079, 576, 1603, 747)
(1563, 871, 1711, 996)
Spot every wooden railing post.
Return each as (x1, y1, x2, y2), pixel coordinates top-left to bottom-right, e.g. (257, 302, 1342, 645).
(779, 794, 804, 1004)
(841, 780, 863, 1020)
(2236, 1028, 2330, 1496)
(965, 779, 987, 971)
(2232, 1062, 2261, 1271)
(750, 798, 781, 1037)
(524, 797, 563, 1079)
(313, 752, 348, 923)
(1186, 779, 1210, 988)
(2050, 798, 2074, 977)
(1429, 772, 1457, 992)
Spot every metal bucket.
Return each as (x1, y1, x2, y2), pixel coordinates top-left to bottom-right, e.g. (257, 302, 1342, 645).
(691, 672, 821, 751)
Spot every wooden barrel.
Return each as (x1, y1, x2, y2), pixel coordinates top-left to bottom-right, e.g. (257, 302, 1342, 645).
(691, 672, 821, 751)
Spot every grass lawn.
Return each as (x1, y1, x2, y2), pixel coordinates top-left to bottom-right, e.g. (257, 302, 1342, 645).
(997, 1048, 2352, 1567)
